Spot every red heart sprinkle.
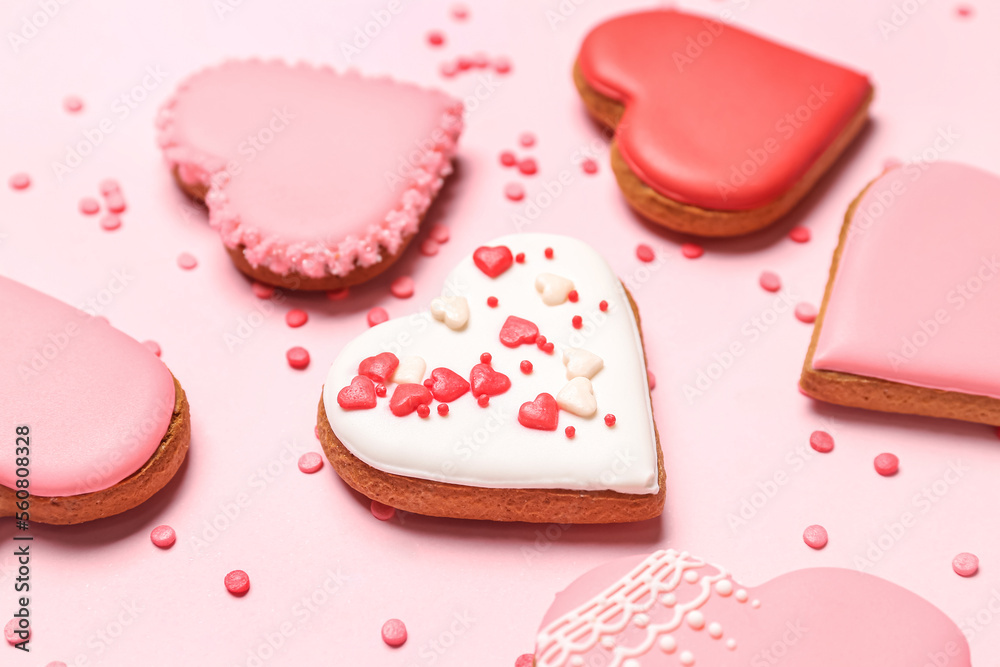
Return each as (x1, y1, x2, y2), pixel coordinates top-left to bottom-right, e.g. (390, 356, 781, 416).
(337, 376, 377, 410)
(518, 393, 559, 431)
(473, 245, 514, 278)
(499, 315, 539, 348)
(470, 363, 511, 397)
(427, 367, 471, 402)
(389, 384, 433, 417)
(358, 352, 399, 383)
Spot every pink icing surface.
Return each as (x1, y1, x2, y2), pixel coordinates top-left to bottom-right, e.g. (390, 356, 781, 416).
(813, 161, 1000, 399)
(156, 60, 463, 278)
(0, 277, 175, 497)
(577, 10, 872, 210)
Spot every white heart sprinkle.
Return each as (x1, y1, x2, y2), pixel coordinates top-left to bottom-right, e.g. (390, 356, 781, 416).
(534, 273, 575, 306)
(391, 356, 426, 384)
(556, 377, 597, 418)
(563, 348, 604, 380)
(430, 295, 470, 330)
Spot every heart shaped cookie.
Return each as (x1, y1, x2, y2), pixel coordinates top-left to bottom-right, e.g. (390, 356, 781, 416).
(532, 549, 970, 666)
(802, 161, 1000, 425)
(157, 60, 463, 290)
(574, 9, 873, 236)
(317, 234, 662, 523)
(0, 277, 190, 524)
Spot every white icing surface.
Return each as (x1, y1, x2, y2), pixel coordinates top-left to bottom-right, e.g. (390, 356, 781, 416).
(323, 234, 658, 494)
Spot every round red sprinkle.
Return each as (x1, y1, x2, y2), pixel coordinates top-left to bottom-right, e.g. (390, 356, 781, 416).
(504, 182, 525, 201)
(437, 403, 449, 416)
(487, 296, 499, 307)
(599, 300, 609, 312)
(105, 192, 126, 214)
(604, 414, 616, 427)
(518, 158, 537, 176)
(520, 360, 532, 374)
(252, 282, 275, 299)
(759, 271, 782, 292)
(327, 287, 349, 301)
(477, 394, 490, 407)
(581, 158, 598, 175)
(681, 243, 704, 259)
(874, 453, 899, 476)
(536, 335, 547, 349)
(544, 247, 554, 259)
(286, 346, 310, 370)
(371, 500, 396, 521)
(519, 132, 536, 148)
(647, 370, 656, 390)
(500, 151, 517, 167)
(451, 3, 468, 19)
(809, 430, 834, 453)
(515, 252, 526, 263)
(542, 342, 554, 354)
(375, 383, 387, 397)
(63, 95, 84, 113)
(420, 238, 440, 256)
(79, 197, 100, 215)
(493, 57, 512, 74)
(298, 452, 324, 474)
(795, 303, 818, 324)
(457, 55, 473, 71)
(8, 173, 30, 190)
(224, 570, 250, 596)
(565, 426, 576, 439)
(416, 404, 431, 418)
(286, 309, 308, 328)
(390, 276, 415, 299)
(515, 655, 534, 667)
(382, 619, 408, 647)
(803, 525, 829, 550)
(480, 352, 492, 364)
(427, 30, 445, 46)
(636, 244, 655, 263)
(367, 307, 389, 327)
(150, 525, 176, 548)
(953, 553, 979, 577)
(423, 378, 434, 389)
(572, 315, 583, 329)
(956, 4, 973, 18)
(99, 213, 121, 231)
(789, 226, 811, 243)
(567, 290, 579, 303)
(430, 223, 450, 243)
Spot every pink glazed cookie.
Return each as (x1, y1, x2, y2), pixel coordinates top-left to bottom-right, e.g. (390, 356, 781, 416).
(532, 549, 971, 666)
(802, 161, 1000, 425)
(0, 277, 190, 524)
(156, 60, 463, 290)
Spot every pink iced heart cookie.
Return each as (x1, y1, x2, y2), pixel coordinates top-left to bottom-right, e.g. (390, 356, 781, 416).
(317, 234, 663, 523)
(0, 277, 190, 525)
(802, 161, 1000, 425)
(533, 549, 971, 666)
(574, 9, 873, 236)
(157, 60, 463, 290)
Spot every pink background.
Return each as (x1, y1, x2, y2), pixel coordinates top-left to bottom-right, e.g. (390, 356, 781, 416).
(1, 0, 997, 664)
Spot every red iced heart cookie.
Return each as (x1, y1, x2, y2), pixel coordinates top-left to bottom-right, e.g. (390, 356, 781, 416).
(518, 393, 559, 431)
(318, 234, 663, 523)
(473, 245, 514, 278)
(0, 277, 190, 525)
(574, 9, 873, 236)
(358, 352, 399, 384)
(337, 376, 378, 410)
(802, 161, 1000, 425)
(157, 60, 463, 290)
(533, 549, 970, 666)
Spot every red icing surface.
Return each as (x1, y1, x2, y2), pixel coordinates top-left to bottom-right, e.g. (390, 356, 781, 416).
(500, 315, 539, 347)
(359, 352, 400, 383)
(426, 367, 471, 402)
(473, 245, 514, 277)
(389, 383, 433, 416)
(519, 393, 559, 431)
(338, 376, 378, 410)
(577, 9, 872, 210)
(469, 362, 511, 397)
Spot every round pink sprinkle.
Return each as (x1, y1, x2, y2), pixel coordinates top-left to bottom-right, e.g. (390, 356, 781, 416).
(252, 282, 275, 299)
(4, 618, 28, 645)
(795, 303, 818, 324)
(390, 276, 415, 299)
(956, 4, 974, 18)
(809, 430, 834, 453)
(451, 3, 468, 20)
(286, 309, 308, 328)
(430, 223, 450, 243)
(63, 95, 84, 113)
(150, 525, 176, 548)
(143, 340, 162, 357)
(298, 452, 324, 474)
(105, 192, 126, 213)
(789, 226, 811, 243)
(518, 158, 537, 176)
(427, 30, 445, 46)
(647, 370, 656, 390)
(286, 346, 310, 370)
(440, 61, 458, 78)
(420, 238, 440, 256)
(327, 287, 349, 301)
(177, 252, 198, 270)
(224, 570, 250, 596)
(500, 150, 517, 167)
(98, 178, 120, 196)
(9, 173, 30, 190)
(504, 182, 525, 202)
(681, 243, 704, 259)
(953, 553, 979, 577)
(79, 197, 100, 215)
(636, 244, 655, 263)
(100, 213, 121, 231)
(581, 158, 598, 175)
(759, 271, 781, 292)
(368, 307, 389, 327)
(46, 662, 68, 667)
(874, 452, 899, 476)
(519, 132, 536, 148)
(494, 57, 512, 74)
(515, 655, 534, 667)
(371, 500, 396, 521)
(803, 525, 829, 550)
(382, 618, 407, 647)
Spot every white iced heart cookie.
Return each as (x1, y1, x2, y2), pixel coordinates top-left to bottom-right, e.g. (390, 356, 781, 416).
(535, 272, 576, 306)
(318, 233, 663, 523)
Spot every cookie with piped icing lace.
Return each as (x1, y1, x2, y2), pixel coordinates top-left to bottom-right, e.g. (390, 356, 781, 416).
(317, 234, 663, 523)
(0, 277, 190, 525)
(574, 9, 873, 237)
(157, 60, 463, 290)
(532, 549, 971, 666)
(802, 161, 1000, 425)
